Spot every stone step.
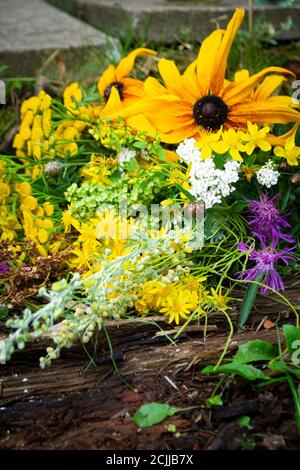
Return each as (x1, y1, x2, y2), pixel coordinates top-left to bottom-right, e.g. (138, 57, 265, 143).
(46, 0, 300, 43)
(0, 0, 109, 77)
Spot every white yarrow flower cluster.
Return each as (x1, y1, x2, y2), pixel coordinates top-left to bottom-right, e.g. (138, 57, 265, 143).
(176, 138, 240, 209)
(118, 147, 136, 166)
(176, 138, 201, 164)
(256, 159, 280, 188)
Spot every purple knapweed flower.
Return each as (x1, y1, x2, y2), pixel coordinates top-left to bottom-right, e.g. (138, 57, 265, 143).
(237, 236, 296, 294)
(0, 261, 10, 275)
(248, 194, 294, 245)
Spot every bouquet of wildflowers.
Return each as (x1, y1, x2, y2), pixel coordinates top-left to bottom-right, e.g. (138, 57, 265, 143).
(1, 8, 299, 367)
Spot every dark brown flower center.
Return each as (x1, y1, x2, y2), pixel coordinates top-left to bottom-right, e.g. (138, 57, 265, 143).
(193, 95, 228, 131)
(104, 81, 125, 101)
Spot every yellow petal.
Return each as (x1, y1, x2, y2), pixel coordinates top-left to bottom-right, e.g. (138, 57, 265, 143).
(101, 85, 123, 116)
(164, 150, 180, 162)
(144, 76, 166, 95)
(224, 67, 295, 105)
(107, 95, 180, 120)
(200, 146, 213, 159)
(127, 114, 157, 137)
(98, 64, 116, 96)
(230, 147, 243, 161)
(116, 48, 157, 80)
(196, 29, 223, 96)
(254, 75, 286, 101)
(210, 9, 245, 95)
(229, 101, 300, 125)
(274, 146, 285, 157)
(234, 69, 250, 83)
(245, 142, 255, 155)
(158, 58, 181, 90)
(267, 124, 298, 146)
(211, 141, 230, 154)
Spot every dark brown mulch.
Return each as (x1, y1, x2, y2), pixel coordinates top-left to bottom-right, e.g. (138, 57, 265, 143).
(0, 284, 300, 450)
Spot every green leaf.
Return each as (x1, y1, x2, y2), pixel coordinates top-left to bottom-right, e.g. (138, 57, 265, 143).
(213, 154, 225, 170)
(132, 403, 182, 428)
(206, 395, 223, 407)
(0, 304, 9, 321)
(175, 183, 196, 202)
(245, 154, 257, 167)
(236, 415, 253, 430)
(233, 340, 276, 364)
(230, 200, 249, 212)
(202, 363, 269, 381)
(133, 141, 148, 149)
(283, 324, 300, 356)
(156, 145, 165, 160)
(268, 359, 300, 378)
(238, 272, 264, 328)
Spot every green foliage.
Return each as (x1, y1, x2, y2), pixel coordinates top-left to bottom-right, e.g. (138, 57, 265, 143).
(202, 325, 300, 434)
(132, 403, 184, 428)
(66, 168, 168, 221)
(236, 415, 253, 430)
(205, 395, 223, 407)
(238, 273, 264, 329)
(202, 363, 269, 381)
(233, 339, 276, 363)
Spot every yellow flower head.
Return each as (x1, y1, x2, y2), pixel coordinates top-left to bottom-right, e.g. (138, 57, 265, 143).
(63, 82, 83, 112)
(110, 9, 298, 146)
(15, 182, 32, 198)
(210, 287, 229, 311)
(0, 181, 10, 203)
(20, 195, 38, 212)
(243, 121, 271, 156)
(274, 126, 300, 166)
(160, 288, 198, 325)
(98, 48, 157, 107)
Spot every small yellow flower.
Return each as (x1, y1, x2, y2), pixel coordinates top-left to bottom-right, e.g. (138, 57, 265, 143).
(19, 124, 31, 141)
(274, 127, 300, 166)
(36, 218, 54, 230)
(63, 82, 82, 112)
(196, 129, 223, 159)
(0, 182, 10, 202)
(38, 90, 51, 110)
(71, 244, 94, 269)
(37, 228, 49, 243)
(62, 211, 80, 232)
(15, 182, 32, 198)
(160, 289, 198, 325)
(243, 122, 271, 156)
(95, 208, 118, 241)
(20, 195, 38, 211)
(185, 275, 207, 292)
(210, 287, 229, 311)
(211, 129, 245, 161)
(43, 202, 54, 217)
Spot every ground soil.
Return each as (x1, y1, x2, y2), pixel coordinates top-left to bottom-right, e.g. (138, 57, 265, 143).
(0, 284, 300, 450)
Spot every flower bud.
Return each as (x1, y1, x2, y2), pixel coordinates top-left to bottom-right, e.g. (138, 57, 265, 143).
(44, 160, 63, 176)
(290, 173, 300, 188)
(279, 161, 290, 172)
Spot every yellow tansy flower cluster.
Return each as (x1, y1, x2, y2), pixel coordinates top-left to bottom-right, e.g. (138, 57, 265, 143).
(0, 176, 20, 242)
(13, 90, 52, 161)
(16, 182, 55, 256)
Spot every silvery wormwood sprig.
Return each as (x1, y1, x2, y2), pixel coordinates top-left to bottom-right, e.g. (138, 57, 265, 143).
(1, 229, 188, 367)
